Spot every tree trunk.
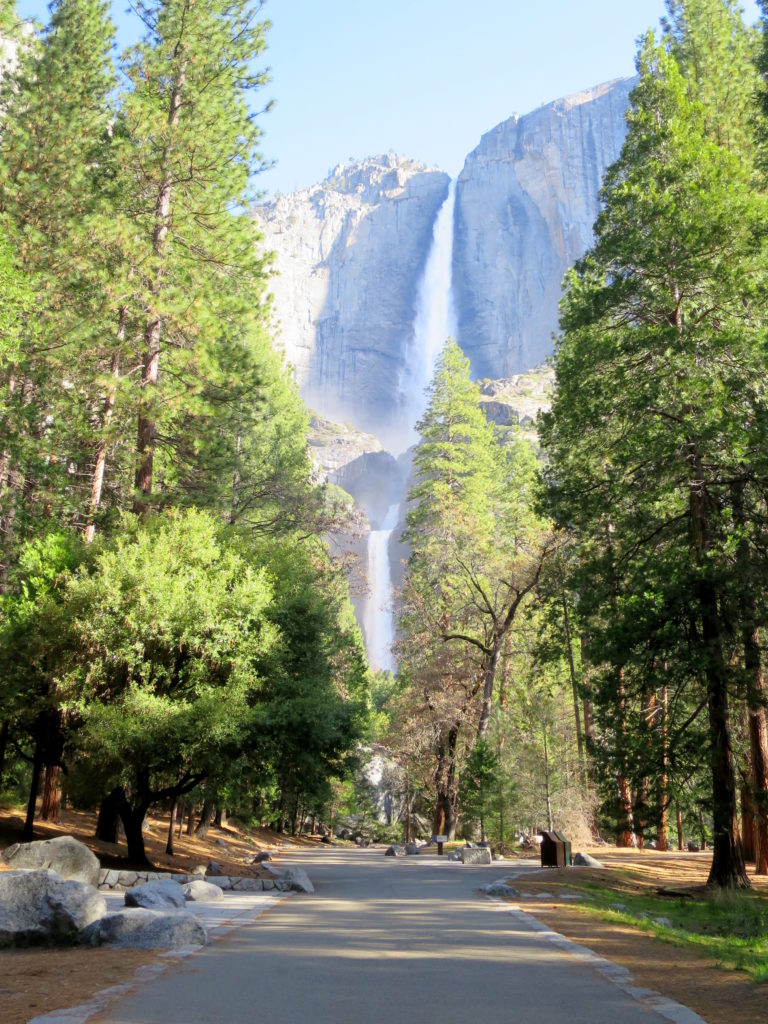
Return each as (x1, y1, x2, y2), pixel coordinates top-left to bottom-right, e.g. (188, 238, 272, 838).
(134, 65, 186, 509)
(741, 784, 756, 863)
(85, 319, 123, 543)
(562, 591, 587, 796)
(0, 718, 9, 793)
(114, 789, 153, 867)
(477, 645, 502, 741)
(214, 806, 226, 829)
(22, 735, 44, 841)
(658, 686, 669, 851)
(543, 726, 554, 832)
(691, 468, 748, 888)
(194, 800, 214, 837)
(700, 599, 748, 886)
(166, 795, 177, 856)
(40, 765, 62, 823)
(744, 630, 768, 875)
(676, 802, 684, 851)
(186, 804, 196, 834)
(95, 789, 121, 844)
(433, 726, 459, 840)
(615, 666, 635, 847)
(730, 482, 768, 875)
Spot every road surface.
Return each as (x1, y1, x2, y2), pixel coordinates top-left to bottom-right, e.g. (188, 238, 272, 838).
(92, 846, 698, 1024)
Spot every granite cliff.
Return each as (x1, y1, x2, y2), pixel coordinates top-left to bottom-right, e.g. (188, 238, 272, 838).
(258, 78, 633, 434)
(258, 155, 451, 442)
(453, 78, 634, 378)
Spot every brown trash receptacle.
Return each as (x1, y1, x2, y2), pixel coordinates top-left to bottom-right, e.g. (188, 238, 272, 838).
(539, 830, 572, 868)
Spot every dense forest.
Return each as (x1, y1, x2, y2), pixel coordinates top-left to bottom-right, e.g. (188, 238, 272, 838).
(2, 0, 768, 892)
(0, 0, 370, 865)
(388, 0, 768, 891)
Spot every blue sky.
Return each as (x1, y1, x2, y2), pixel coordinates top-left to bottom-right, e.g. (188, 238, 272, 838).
(18, 1, 763, 196)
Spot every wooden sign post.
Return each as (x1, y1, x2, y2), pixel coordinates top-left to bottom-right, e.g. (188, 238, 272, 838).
(435, 834, 448, 856)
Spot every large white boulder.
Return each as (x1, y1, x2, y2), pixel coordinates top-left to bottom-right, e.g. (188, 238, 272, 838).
(82, 908, 208, 949)
(0, 869, 107, 947)
(2, 835, 100, 886)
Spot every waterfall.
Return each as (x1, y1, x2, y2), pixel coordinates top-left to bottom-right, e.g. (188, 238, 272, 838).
(364, 503, 400, 672)
(398, 179, 457, 452)
(363, 180, 457, 674)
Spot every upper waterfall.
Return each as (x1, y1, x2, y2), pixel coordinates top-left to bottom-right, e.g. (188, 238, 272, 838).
(396, 180, 457, 454)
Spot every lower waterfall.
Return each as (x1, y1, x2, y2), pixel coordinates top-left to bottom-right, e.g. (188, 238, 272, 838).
(364, 503, 400, 673)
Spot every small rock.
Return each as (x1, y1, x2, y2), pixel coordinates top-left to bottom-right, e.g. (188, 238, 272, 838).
(189, 865, 208, 877)
(207, 876, 232, 890)
(275, 866, 314, 894)
(460, 847, 492, 865)
(124, 880, 185, 911)
(448, 852, 462, 862)
(2, 836, 100, 887)
(206, 861, 222, 876)
(610, 902, 627, 912)
(385, 845, 405, 857)
(482, 882, 520, 897)
(573, 852, 604, 868)
(321, 836, 332, 845)
(182, 879, 224, 902)
(82, 908, 207, 949)
(117, 871, 138, 887)
(262, 879, 275, 891)
(214, 839, 228, 849)
(254, 851, 272, 863)
(405, 843, 421, 855)
(654, 916, 673, 928)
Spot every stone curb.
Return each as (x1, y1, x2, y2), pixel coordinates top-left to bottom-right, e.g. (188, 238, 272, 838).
(97, 869, 277, 892)
(485, 897, 706, 1024)
(25, 893, 294, 1024)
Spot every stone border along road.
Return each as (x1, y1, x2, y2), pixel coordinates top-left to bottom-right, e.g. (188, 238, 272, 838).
(25, 890, 295, 1024)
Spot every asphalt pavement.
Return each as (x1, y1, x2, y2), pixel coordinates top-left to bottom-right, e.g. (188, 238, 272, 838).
(87, 846, 703, 1024)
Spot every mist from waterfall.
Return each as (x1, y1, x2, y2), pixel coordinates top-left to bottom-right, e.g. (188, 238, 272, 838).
(365, 502, 400, 672)
(362, 181, 457, 674)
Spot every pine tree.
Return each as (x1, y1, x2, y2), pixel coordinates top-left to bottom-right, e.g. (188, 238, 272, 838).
(541, 33, 768, 887)
(399, 340, 551, 836)
(115, 0, 271, 510)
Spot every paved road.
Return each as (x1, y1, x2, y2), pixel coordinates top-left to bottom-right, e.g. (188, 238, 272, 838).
(93, 847, 689, 1024)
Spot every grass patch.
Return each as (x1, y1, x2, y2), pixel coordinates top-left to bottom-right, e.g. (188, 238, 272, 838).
(556, 878, 768, 983)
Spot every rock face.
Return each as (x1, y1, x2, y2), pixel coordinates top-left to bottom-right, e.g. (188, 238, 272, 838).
(453, 78, 634, 379)
(259, 82, 632, 425)
(2, 835, 101, 887)
(0, 869, 106, 947)
(257, 155, 451, 442)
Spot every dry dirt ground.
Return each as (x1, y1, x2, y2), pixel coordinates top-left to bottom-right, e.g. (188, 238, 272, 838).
(505, 847, 768, 1024)
(0, 805, 310, 1024)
